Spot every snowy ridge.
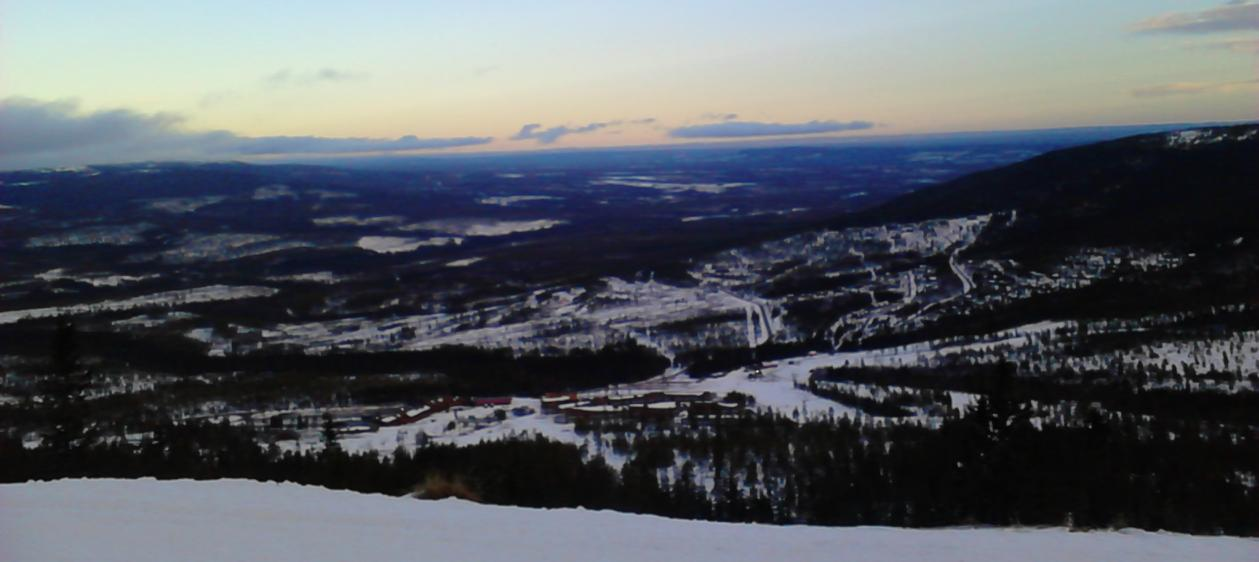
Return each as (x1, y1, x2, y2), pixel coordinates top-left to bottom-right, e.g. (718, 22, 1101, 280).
(1, 479, 1253, 562)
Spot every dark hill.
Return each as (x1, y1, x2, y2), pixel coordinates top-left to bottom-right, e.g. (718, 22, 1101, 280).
(863, 124, 1259, 254)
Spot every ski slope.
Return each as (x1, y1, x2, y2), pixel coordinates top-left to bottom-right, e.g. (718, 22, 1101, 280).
(1, 479, 1254, 562)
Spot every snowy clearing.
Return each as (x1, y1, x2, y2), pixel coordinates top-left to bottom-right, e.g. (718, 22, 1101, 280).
(25, 224, 152, 248)
(264, 271, 344, 284)
(256, 278, 762, 355)
(356, 235, 462, 254)
(35, 268, 159, 287)
(0, 285, 278, 325)
(592, 175, 755, 194)
(1, 479, 1253, 562)
(445, 257, 484, 267)
(477, 195, 561, 206)
(252, 184, 297, 200)
(142, 196, 226, 214)
(397, 218, 565, 237)
(312, 215, 405, 227)
(159, 234, 312, 263)
(324, 398, 603, 459)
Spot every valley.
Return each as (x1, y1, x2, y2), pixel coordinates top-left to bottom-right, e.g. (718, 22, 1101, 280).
(3, 125, 1258, 535)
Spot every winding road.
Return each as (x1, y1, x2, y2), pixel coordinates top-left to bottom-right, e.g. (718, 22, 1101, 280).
(949, 248, 975, 294)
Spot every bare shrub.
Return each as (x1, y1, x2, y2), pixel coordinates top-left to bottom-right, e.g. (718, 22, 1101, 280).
(412, 473, 482, 502)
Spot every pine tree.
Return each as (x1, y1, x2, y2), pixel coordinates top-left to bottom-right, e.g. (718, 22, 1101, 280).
(963, 362, 1033, 524)
(321, 414, 340, 452)
(43, 317, 91, 451)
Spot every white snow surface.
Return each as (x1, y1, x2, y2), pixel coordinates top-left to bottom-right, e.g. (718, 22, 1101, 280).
(313, 215, 405, 227)
(329, 398, 592, 457)
(397, 218, 565, 237)
(445, 256, 484, 267)
(2, 479, 1254, 562)
(356, 235, 462, 254)
(477, 195, 561, 206)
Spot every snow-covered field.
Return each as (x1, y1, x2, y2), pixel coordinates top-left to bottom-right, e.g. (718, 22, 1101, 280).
(2, 479, 1253, 562)
(25, 224, 152, 248)
(356, 235, 462, 254)
(396, 218, 565, 237)
(256, 278, 763, 355)
(592, 174, 755, 194)
(253, 184, 297, 200)
(159, 233, 312, 263)
(327, 398, 600, 457)
(0, 285, 278, 325)
(35, 268, 159, 287)
(477, 195, 561, 206)
(313, 215, 405, 227)
(264, 271, 344, 284)
(143, 196, 226, 214)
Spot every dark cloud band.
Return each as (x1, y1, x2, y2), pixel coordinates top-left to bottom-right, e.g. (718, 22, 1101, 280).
(510, 122, 613, 144)
(0, 98, 490, 169)
(1133, 2, 1259, 34)
(669, 120, 874, 139)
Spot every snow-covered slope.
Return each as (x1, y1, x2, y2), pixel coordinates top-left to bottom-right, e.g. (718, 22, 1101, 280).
(1, 479, 1254, 562)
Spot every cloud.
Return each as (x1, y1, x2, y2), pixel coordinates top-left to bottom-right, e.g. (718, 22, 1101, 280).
(510, 121, 615, 144)
(0, 98, 491, 169)
(0, 99, 185, 157)
(264, 67, 366, 87)
(1131, 79, 1259, 97)
(669, 120, 874, 139)
(1133, 1, 1259, 33)
(1194, 37, 1259, 53)
(197, 91, 237, 109)
(700, 112, 739, 122)
(227, 134, 491, 155)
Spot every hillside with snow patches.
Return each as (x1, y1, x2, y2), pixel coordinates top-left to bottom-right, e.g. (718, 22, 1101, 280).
(2, 479, 1255, 562)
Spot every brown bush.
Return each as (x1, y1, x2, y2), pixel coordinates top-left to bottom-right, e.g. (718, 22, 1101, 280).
(412, 473, 482, 502)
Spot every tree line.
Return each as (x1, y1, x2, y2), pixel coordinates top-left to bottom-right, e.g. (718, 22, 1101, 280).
(4, 393, 1255, 536)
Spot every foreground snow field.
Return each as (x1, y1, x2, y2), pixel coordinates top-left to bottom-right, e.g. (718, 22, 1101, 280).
(1, 479, 1255, 562)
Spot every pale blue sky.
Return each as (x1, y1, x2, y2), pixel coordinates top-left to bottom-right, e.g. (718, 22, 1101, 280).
(1, 1, 1256, 166)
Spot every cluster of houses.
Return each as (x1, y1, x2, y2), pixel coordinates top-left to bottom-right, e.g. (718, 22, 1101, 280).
(541, 390, 747, 422)
(258, 396, 527, 436)
(373, 396, 533, 429)
(254, 388, 751, 441)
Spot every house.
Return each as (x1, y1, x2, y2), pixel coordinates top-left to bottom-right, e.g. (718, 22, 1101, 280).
(630, 401, 680, 420)
(688, 401, 743, 421)
(268, 413, 301, 429)
(608, 391, 663, 406)
(558, 402, 630, 420)
(661, 391, 715, 404)
(379, 404, 440, 426)
(541, 392, 578, 412)
(474, 397, 512, 407)
(336, 421, 375, 434)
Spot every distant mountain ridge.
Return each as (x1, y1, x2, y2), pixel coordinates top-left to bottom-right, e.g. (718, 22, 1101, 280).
(863, 124, 1259, 254)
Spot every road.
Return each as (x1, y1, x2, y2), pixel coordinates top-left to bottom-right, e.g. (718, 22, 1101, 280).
(949, 248, 975, 294)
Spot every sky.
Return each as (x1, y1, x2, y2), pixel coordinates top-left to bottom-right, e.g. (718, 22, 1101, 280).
(1, 1, 1257, 168)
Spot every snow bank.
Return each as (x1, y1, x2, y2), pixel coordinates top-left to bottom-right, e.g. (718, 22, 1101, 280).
(1, 479, 1253, 562)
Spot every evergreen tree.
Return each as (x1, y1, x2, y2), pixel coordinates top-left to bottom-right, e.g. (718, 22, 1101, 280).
(43, 317, 91, 452)
(321, 414, 340, 452)
(962, 362, 1033, 524)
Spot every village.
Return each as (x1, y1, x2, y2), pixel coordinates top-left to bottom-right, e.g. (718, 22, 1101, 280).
(230, 385, 752, 459)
